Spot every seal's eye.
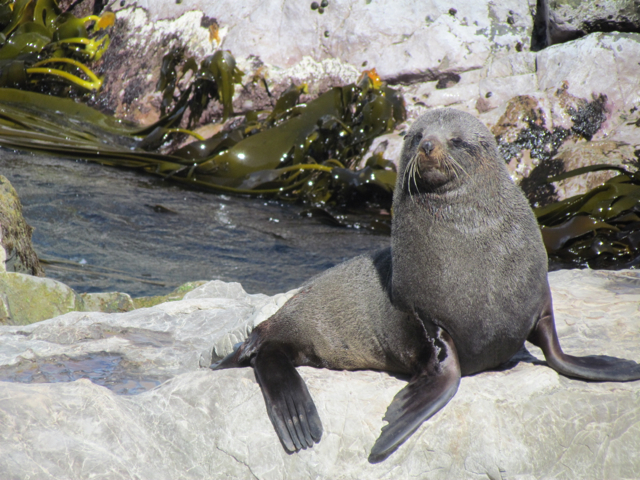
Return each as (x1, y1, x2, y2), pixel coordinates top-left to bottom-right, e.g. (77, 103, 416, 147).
(450, 137, 464, 147)
(410, 133, 423, 151)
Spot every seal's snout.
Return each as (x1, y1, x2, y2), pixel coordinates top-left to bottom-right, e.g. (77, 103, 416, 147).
(420, 140, 434, 155)
(418, 136, 445, 160)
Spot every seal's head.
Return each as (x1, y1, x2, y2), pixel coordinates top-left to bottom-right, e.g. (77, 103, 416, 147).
(399, 108, 501, 195)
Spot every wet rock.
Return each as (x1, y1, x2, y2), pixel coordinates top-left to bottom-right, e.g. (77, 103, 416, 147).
(0, 280, 295, 384)
(0, 175, 44, 276)
(551, 140, 639, 201)
(0, 272, 639, 478)
(93, 7, 218, 123)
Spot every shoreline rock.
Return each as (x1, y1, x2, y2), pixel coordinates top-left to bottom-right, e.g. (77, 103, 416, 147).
(0, 175, 44, 277)
(0, 270, 638, 478)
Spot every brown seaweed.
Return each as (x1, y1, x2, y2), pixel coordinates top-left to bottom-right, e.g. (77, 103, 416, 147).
(536, 165, 640, 268)
(0, 64, 404, 230)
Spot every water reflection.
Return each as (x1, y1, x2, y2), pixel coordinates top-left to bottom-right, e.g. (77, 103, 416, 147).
(0, 352, 168, 395)
(0, 149, 389, 297)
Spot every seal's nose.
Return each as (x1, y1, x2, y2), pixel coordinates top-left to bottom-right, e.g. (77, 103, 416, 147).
(420, 140, 434, 155)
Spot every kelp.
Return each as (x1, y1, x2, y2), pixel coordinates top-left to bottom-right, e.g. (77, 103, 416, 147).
(156, 49, 243, 125)
(0, 0, 113, 92)
(535, 164, 640, 269)
(0, 64, 405, 229)
(0, 1, 402, 230)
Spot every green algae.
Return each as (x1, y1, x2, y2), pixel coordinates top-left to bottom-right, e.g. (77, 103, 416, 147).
(132, 281, 207, 309)
(0, 271, 83, 325)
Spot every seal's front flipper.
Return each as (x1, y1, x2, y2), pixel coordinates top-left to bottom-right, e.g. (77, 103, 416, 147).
(368, 328, 461, 464)
(529, 300, 640, 382)
(252, 345, 323, 453)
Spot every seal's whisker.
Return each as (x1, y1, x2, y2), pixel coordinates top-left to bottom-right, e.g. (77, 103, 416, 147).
(403, 157, 414, 199)
(411, 158, 420, 199)
(404, 153, 423, 201)
(447, 154, 468, 179)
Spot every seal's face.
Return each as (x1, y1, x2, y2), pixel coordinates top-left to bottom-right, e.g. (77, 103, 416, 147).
(399, 109, 498, 195)
(408, 132, 467, 189)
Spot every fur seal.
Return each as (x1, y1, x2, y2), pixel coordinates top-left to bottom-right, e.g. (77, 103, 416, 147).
(211, 108, 640, 463)
(211, 248, 456, 459)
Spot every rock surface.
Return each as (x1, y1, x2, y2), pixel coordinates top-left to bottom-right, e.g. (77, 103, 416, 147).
(1, 270, 639, 479)
(0, 175, 44, 276)
(93, 1, 640, 206)
(548, 0, 640, 43)
(0, 271, 209, 326)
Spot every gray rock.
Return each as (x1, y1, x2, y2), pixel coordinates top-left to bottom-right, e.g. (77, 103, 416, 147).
(0, 270, 639, 479)
(0, 280, 295, 382)
(549, 0, 640, 44)
(112, 0, 532, 82)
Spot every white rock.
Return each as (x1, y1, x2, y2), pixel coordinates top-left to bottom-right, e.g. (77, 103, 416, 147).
(0, 271, 639, 479)
(536, 32, 640, 136)
(99, 1, 640, 197)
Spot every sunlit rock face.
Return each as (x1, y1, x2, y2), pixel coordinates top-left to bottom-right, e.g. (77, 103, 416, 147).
(97, 1, 640, 204)
(1, 271, 639, 479)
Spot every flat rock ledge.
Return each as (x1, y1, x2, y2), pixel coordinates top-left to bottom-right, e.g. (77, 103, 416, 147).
(1, 270, 639, 479)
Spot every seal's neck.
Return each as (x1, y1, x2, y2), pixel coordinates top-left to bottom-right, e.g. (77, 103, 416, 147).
(396, 166, 515, 225)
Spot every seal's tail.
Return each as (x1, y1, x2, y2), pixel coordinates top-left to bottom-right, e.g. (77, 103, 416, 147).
(528, 305, 640, 382)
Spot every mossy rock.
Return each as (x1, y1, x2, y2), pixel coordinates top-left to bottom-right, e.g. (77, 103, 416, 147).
(0, 272, 83, 325)
(132, 281, 208, 309)
(0, 175, 44, 276)
(80, 292, 135, 313)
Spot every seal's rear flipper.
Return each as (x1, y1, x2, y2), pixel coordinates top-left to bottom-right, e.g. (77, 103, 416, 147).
(252, 345, 323, 453)
(528, 303, 640, 382)
(368, 329, 461, 464)
(209, 343, 247, 370)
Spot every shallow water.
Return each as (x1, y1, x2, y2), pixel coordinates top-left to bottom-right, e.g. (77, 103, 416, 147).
(0, 149, 389, 297)
(0, 352, 168, 395)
